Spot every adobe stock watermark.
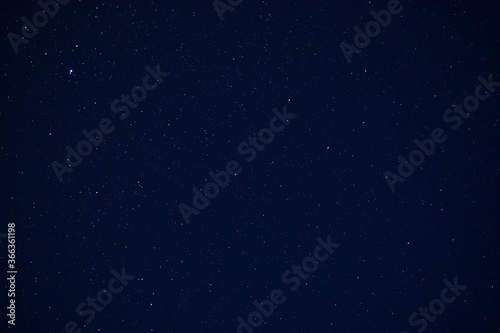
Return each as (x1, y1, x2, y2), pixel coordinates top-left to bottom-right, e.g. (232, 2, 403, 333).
(51, 64, 169, 182)
(213, 0, 242, 22)
(384, 74, 499, 192)
(178, 105, 296, 225)
(400, 277, 467, 333)
(5, 223, 16, 326)
(7, 0, 72, 55)
(339, 0, 403, 64)
(55, 267, 135, 333)
(235, 234, 340, 332)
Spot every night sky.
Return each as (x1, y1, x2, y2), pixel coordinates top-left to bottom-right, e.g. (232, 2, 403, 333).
(1, 0, 499, 332)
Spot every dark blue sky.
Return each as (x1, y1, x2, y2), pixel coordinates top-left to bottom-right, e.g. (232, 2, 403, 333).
(1, 1, 499, 332)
